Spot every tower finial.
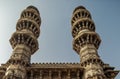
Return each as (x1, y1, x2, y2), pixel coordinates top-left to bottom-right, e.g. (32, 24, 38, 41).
(73, 5, 86, 13)
(27, 5, 40, 14)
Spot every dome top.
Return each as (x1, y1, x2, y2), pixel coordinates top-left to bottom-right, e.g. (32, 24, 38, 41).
(27, 5, 39, 14)
(73, 6, 86, 13)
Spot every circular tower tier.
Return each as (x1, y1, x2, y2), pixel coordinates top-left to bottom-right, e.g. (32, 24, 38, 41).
(10, 5, 41, 55)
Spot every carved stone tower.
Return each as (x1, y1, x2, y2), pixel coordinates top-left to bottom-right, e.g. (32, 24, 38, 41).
(3, 6, 41, 79)
(0, 5, 119, 79)
(71, 6, 118, 79)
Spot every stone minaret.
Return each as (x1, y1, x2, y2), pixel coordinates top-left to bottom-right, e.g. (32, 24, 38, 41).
(71, 6, 107, 79)
(3, 6, 41, 79)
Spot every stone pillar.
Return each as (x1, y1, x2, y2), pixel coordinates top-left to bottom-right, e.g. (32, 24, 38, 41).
(30, 70, 33, 79)
(58, 71, 61, 79)
(40, 70, 42, 79)
(49, 70, 52, 79)
(77, 70, 79, 79)
(67, 70, 70, 79)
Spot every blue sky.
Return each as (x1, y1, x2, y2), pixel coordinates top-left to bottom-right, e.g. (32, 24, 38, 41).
(0, 0, 119, 78)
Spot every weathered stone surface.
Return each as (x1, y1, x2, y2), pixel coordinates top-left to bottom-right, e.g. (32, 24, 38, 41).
(0, 5, 119, 79)
(71, 6, 119, 79)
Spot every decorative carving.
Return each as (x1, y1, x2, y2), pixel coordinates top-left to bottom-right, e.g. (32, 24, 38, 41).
(0, 5, 119, 79)
(71, 6, 109, 79)
(3, 5, 41, 79)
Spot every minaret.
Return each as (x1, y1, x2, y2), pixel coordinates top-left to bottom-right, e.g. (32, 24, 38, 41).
(3, 6, 41, 79)
(71, 6, 106, 79)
